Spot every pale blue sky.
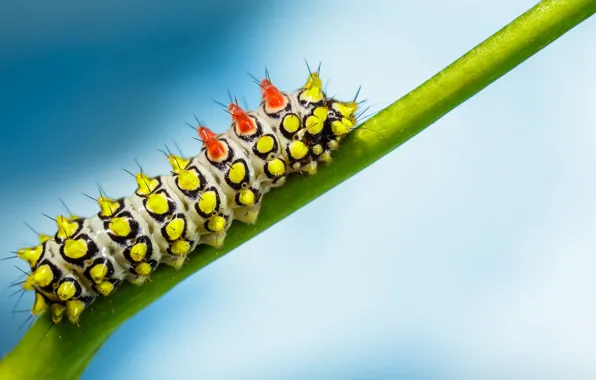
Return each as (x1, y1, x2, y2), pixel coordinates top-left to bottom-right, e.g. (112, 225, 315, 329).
(2, 1, 596, 378)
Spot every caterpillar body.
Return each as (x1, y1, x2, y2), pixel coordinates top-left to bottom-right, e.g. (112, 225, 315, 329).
(14, 69, 359, 325)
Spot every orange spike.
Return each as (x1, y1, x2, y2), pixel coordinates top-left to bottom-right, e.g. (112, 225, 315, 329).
(261, 79, 285, 108)
(228, 103, 256, 134)
(198, 126, 227, 160)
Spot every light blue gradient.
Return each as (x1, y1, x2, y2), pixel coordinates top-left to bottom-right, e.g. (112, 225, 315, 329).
(2, 0, 596, 378)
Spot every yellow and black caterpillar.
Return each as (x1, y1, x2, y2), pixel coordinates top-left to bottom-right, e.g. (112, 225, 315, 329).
(14, 69, 359, 324)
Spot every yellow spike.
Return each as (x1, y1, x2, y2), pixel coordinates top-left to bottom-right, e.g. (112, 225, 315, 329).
(170, 240, 191, 256)
(266, 158, 286, 177)
(89, 263, 108, 284)
(165, 218, 185, 241)
(96, 281, 114, 296)
(167, 154, 190, 174)
(98, 196, 120, 217)
(135, 262, 152, 276)
(177, 170, 200, 191)
(302, 72, 324, 103)
(135, 173, 159, 195)
(57, 281, 76, 301)
(289, 141, 309, 160)
(129, 242, 148, 262)
(38, 234, 52, 243)
(238, 189, 255, 206)
(65, 299, 85, 324)
(31, 292, 48, 315)
(22, 277, 35, 291)
(30, 264, 53, 288)
(333, 101, 358, 118)
(56, 215, 78, 239)
(207, 215, 226, 233)
(51, 303, 65, 324)
(17, 245, 43, 268)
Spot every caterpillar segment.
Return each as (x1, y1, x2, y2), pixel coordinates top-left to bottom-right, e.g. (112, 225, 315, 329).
(128, 173, 200, 269)
(163, 152, 233, 248)
(224, 101, 288, 193)
(14, 69, 360, 324)
(256, 78, 317, 174)
(196, 126, 263, 224)
(23, 218, 109, 324)
(55, 216, 126, 296)
(291, 71, 330, 163)
(88, 195, 162, 285)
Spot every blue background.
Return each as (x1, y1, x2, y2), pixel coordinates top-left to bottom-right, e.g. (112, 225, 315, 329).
(2, 0, 596, 378)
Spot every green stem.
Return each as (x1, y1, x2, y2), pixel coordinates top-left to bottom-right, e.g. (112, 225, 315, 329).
(2, 0, 595, 378)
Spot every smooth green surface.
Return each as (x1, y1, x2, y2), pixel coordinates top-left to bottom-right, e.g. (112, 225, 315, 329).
(2, 0, 595, 378)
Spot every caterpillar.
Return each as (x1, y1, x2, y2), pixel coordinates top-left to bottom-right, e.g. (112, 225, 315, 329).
(11, 67, 360, 325)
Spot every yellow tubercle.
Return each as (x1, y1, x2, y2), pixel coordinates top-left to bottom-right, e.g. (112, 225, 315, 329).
(38, 234, 52, 243)
(109, 217, 131, 237)
(165, 218, 185, 241)
(289, 141, 309, 160)
(30, 264, 53, 288)
(256, 135, 275, 154)
(65, 299, 85, 324)
(318, 151, 332, 163)
(51, 303, 65, 324)
(331, 120, 352, 137)
(198, 191, 218, 215)
(32, 292, 48, 315)
(314, 106, 328, 121)
(129, 242, 148, 262)
(312, 144, 323, 156)
(333, 101, 358, 118)
(302, 72, 324, 103)
(170, 239, 191, 256)
(303, 161, 318, 175)
(57, 281, 76, 301)
(207, 215, 226, 232)
(146, 193, 169, 215)
(282, 114, 301, 134)
(135, 262, 152, 276)
(89, 263, 108, 284)
(56, 215, 79, 240)
(228, 162, 246, 184)
(267, 158, 286, 177)
(238, 189, 255, 206)
(63, 238, 88, 260)
(98, 196, 120, 218)
(167, 154, 190, 173)
(178, 170, 200, 191)
(135, 173, 159, 195)
(17, 245, 43, 268)
(96, 281, 114, 296)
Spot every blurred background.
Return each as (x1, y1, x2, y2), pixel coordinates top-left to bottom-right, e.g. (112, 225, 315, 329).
(1, 0, 596, 378)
